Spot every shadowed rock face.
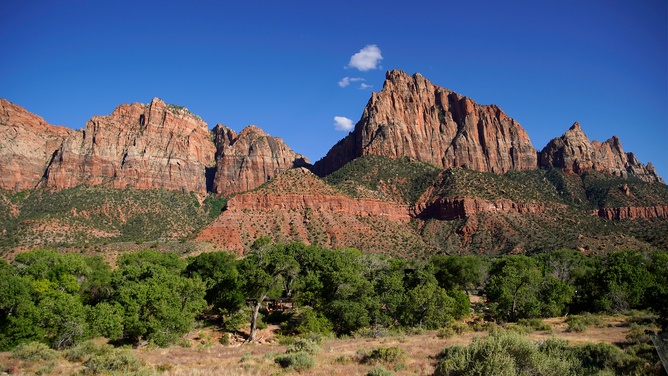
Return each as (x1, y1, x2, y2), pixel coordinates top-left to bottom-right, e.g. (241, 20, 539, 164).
(539, 122, 664, 184)
(211, 124, 310, 195)
(44, 98, 217, 193)
(313, 70, 538, 176)
(0, 99, 73, 191)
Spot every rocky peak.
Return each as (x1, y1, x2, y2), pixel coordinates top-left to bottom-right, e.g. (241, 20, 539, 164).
(313, 69, 537, 176)
(539, 122, 664, 183)
(211, 124, 310, 195)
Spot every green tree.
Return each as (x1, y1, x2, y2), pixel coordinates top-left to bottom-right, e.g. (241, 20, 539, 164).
(317, 248, 380, 333)
(431, 255, 485, 294)
(237, 238, 299, 342)
(110, 250, 206, 346)
(185, 250, 243, 312)
(486, 256, 542, 321)
(580, 250, 655, 313)
(0, 261, 44, 350)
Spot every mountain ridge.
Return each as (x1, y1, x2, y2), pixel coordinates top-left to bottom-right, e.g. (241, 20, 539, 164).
(1, 70, 663, 193)
(1, 70, 666, 257)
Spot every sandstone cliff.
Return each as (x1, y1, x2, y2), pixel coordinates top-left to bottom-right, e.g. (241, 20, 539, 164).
(412, 197, 544, 220)
(211, 124, 309, 195)
(0, 99, 73, 191)
(313, 70, 537, 176)
(539, 122, 664, 184)
(1, 99, 310, 195)
(44, 98, 216, 193)
(594, 206, 668, 220)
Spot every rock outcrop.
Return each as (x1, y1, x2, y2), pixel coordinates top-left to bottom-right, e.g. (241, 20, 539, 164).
(211, 124, 309, 195)
(313, 70, 537, 176)
(221, 167, 409, 219)
(0, 99, 73, 191)
(412, 197, 544, 220)
(594, 206, 668, 220)
(195, 168, 415, 254)
(539, 122, 664, 184)
(44, 98, 216, 193)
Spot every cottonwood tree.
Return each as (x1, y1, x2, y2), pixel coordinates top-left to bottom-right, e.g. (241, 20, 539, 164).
(237, 237, 299, 343)
(486, 256, 542, 322)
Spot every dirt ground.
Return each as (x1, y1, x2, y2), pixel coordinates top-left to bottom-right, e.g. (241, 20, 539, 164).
(0, 315, 637, 376)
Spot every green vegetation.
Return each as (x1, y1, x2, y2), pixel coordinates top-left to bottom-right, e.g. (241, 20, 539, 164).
(434, 331, 664, 376)
(0, 242, 666, 376)
(325, 155, 442, 204)
(2, 245, 667, 353)
(0, 185, 223, 253)
(274, 351, 316, 371)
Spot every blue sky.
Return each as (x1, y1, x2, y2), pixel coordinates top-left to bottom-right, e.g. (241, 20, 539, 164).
(2, 0, 666, 180)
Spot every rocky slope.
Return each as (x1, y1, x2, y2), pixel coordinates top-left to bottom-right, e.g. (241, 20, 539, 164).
(44, 98, 216, 193)
(195, 167, 419, 255)
(313, 70, 537, 176)
(211, 125, 309, 195)
(0, 99, 73, 191)
(539, 122, 664, 184)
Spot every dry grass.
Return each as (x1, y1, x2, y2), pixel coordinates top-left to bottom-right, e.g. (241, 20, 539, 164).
(0, 316, 636, 376)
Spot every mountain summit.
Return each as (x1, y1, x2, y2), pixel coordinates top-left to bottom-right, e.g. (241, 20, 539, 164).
(313, 70, 538, 176)
(538, 122, 663, 184)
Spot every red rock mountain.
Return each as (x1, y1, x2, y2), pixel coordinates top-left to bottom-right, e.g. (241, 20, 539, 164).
(313, 70, 538, 176)
(0, 98, 308, 194)
(44, 98, 216, 193)
(538, 122, 664, 184)
(0, 99, 74, 191)
(211, 124, 309, 195)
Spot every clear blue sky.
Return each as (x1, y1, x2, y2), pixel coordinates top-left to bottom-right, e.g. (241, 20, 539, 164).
(2, 0, 666, 180)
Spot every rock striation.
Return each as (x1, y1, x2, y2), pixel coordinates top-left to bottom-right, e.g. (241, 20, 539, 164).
(195, 167, 413, 254)
(313, 70, 537, 176)
(44, 98, 216, 193)
(0, 99, 73, 191)
(412, 197, 544, 220)
(539, 122, 664, 184)
(1, 98, 310, 194)
(594, 206, 668, 220)
(211, 125, 309, 195)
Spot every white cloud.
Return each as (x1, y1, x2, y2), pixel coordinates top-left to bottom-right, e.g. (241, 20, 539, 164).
(338, 77, 350, 87)
(334, 116, 354, 131)
(359, 83, 373, 89)
(348, 45, 383, 71)
(338, 77, 365, 88)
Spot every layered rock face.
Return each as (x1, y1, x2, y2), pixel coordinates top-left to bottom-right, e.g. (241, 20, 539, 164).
(539, 122, 664, 184)
(0, 99, 73, 191)
(44, 98, 216, 193)
(313, 70, 537, 176)
(211, 125, 309, 195)
(594, 206, 668, 220)
(412, 197, 544, 220)
(196, 168, 413, 254)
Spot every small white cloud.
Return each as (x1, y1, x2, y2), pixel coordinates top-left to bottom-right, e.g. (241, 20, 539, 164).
(359, 83, 373, 89)
(334, 116, 354, 131)
(348, 45, 383, 71)
(338, 77, 365, 88)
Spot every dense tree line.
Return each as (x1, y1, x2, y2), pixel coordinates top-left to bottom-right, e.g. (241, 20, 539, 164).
(0, 243, 666, 351)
